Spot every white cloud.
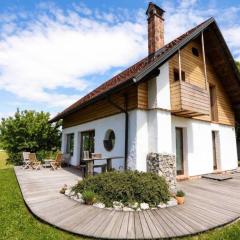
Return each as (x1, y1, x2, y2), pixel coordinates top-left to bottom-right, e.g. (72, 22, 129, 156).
(0, 111, 15, 119)
(161, 0, 240, 60)
(0, 5, 147, 108)
(223, 26, 240, 60)
(0, 1, 239, 112)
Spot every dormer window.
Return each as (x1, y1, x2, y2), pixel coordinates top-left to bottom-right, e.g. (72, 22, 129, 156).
(192, 47, 199, 57)
(174, 68, 185, 81)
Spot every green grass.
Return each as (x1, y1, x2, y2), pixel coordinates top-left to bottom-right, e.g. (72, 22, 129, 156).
(0, 151, 10, 169)
(0, 151, 85, 240)
(0, 151, 240, 240)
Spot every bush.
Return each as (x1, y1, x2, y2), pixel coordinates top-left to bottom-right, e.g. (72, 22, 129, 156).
(82, 190, 97, 205)
(176, 190, 185, 197)
(72, 171, 170, 207)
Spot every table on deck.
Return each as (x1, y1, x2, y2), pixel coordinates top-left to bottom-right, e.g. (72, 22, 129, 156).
(42, 159, 54, 168)
(83, 156, 124, 176)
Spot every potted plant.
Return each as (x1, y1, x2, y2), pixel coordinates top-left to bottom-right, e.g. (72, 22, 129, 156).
(175, 190, 185, 205)
(82, 190, 97, 205)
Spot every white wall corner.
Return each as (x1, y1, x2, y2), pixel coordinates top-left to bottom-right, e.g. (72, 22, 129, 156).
(148, 77, 157, 108)
(128, 110, 137, 170)
(156, 110, 172, 153)
(135, 110, 149, 172)
(156, 62, 171, 109)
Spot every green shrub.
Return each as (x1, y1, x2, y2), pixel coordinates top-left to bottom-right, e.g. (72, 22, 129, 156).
(72, 171, 170, 207)
(176, 190, 185, 197)
(82, 190, 97, 205)
(0, 109, 61, 165)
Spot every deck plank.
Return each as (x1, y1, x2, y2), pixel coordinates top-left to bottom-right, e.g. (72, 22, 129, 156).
(134, 212, 144, 239)
(126, 212, 135, 239)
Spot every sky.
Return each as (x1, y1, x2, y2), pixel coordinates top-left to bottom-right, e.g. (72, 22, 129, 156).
(0, 0, 239, 119)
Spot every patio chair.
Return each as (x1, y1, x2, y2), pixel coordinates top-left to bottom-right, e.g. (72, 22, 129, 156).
(50, 153, 63, 170)
(29, 153, 42, 170)
(79, 151, 89, 177)
(22, 152, 31, 169)
(83, 151, 90, 160)
(91, 153, 107, 173)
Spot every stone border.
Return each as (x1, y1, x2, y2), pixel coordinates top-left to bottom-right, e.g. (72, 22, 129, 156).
(62, 188, 178, 211)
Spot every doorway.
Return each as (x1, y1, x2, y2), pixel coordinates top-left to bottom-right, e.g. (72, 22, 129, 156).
(80, 130, 95, 164)
(212, 131, 219, 171)
(176, 127, 184, 175)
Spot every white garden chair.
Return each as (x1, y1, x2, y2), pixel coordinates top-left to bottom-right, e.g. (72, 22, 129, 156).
(22, 152, 31, 169)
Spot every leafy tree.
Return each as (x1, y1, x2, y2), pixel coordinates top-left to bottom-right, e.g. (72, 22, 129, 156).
(0, 109, 62, 164)
(236, 61, 240, 72)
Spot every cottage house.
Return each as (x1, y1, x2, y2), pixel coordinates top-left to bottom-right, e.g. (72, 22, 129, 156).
(50, 2, 240, 178)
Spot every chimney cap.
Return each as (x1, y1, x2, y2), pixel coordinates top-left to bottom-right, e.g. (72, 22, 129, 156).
(146, 2, 165, 17)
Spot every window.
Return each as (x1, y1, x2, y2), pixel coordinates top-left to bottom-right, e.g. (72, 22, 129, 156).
(103, 129, 115, 151)
(192, 47, 199, 57)
(174, 68, 185, 81)
(66, 133, 74, 156)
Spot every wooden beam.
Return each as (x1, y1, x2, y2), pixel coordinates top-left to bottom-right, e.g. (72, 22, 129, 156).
(178, 49, 182, 82)
(201, 31, 209, 91)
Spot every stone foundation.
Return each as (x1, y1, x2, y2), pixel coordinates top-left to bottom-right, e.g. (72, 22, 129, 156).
(147, 153, 177, 193)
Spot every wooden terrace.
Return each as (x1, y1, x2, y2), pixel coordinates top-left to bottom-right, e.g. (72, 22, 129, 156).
(15, 167, 240, 239)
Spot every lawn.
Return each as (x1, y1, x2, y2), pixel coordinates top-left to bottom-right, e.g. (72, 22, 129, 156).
(0, 151, 85, 240)
(0, 151, 240, 240)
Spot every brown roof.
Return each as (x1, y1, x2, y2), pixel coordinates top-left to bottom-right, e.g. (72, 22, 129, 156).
(50, 18, 213, 122)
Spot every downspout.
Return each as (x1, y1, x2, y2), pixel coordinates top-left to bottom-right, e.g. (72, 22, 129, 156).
(107, 94, 129, 170)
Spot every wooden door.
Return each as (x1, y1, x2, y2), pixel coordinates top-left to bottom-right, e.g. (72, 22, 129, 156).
(176, 128, 184, 175)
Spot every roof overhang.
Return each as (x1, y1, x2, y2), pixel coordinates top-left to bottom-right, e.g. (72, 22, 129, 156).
(50, 18, 240, 123)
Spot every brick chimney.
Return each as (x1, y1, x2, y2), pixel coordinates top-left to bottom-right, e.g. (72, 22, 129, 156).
(146, 2, 165, 55)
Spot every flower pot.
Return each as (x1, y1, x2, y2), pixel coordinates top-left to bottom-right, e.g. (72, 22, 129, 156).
(176, 196, 185, 205)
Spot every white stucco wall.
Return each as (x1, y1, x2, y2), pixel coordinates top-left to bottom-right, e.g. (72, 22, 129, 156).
(172, 116, 238, 176)
(135, 110, 149, 171)
(62, 113, 126, 170)
(62, 109, 150, 172)
(147, 62, 170, 110)
(156, 62, 171, 109)
(127, 110, 137, 170)
(147, 62, 173, 154)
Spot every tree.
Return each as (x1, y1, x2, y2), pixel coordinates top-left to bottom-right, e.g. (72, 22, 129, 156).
(0, 109, 62, 164)
(236, 61, 240, 72)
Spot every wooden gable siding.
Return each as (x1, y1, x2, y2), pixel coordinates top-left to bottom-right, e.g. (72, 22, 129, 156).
(63, 83, 148, 128)
(169, 38, 235, 126)
(137, 81, 148, 109)
(198, 62, 235, 125)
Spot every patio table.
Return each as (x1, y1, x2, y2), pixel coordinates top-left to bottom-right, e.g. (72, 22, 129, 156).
(42, 159, 54, 168)
(82, 156, 124, 177)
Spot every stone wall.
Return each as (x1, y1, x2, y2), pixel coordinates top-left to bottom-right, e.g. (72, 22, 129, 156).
(147, 153, 176, 193)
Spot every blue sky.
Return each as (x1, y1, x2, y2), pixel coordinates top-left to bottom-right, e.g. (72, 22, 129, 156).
(0, 0, 239, 119)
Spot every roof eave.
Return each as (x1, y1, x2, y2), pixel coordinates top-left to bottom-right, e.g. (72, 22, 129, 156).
(48, 78, 136, 123)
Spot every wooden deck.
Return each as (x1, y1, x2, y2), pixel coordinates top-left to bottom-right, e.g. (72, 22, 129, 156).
(15, 167, 240, 239)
